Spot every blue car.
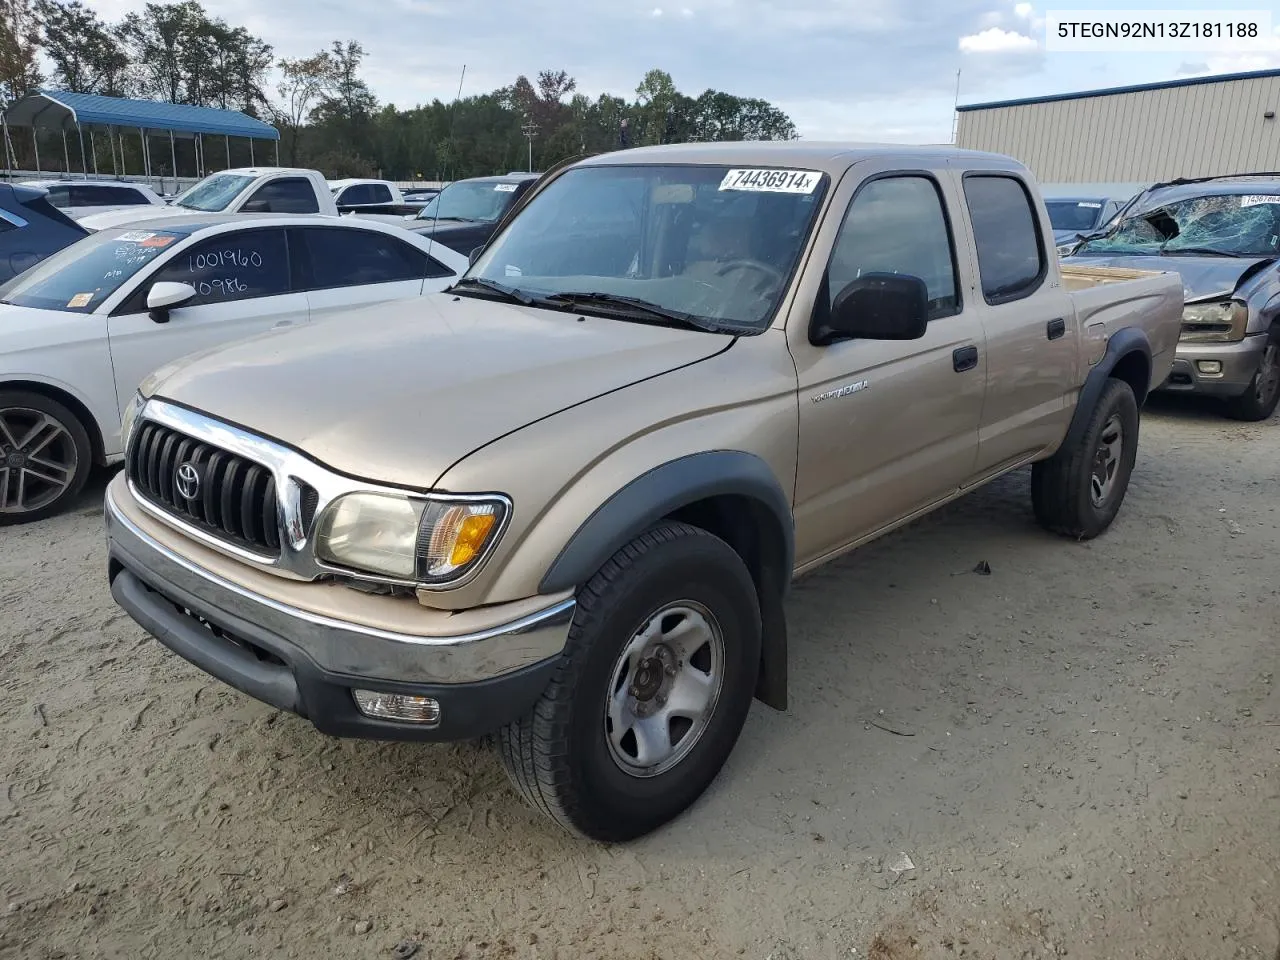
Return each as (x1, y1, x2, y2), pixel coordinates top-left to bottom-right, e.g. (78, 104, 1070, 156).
(0, 182, 89, 282)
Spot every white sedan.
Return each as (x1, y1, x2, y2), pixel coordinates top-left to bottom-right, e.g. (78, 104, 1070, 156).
(0, 214, 467, 523)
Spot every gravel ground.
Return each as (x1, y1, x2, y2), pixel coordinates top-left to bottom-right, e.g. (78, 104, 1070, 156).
(2, 395, 1278, 960)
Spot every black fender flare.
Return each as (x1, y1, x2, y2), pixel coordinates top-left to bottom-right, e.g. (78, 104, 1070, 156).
(1063, 326, 1152, 452)
(539, 450, 795, 710)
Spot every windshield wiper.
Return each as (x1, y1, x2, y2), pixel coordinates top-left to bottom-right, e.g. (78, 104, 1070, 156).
(542, 291, 743, 333)
(447, 276, 539, 305)
(1158, 246, 1239, 257)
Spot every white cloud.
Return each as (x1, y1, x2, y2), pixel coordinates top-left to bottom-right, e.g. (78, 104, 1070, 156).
(1013, 2, 1033, 18)
(680, 7, 694, 17)
(651, 6, 663, 16)
(959, 26, 1037, 53)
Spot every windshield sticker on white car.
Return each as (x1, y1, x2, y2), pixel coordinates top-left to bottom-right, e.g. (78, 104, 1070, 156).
(719, 169, 821, 194)
(1077, 201, 1102, 208)
(1240, 194, 1280, 207)
(494, 183, 517, 192)
(116, 231, 156, 242)
(139, 235, 175, 248)
(67, 292, 93, 308)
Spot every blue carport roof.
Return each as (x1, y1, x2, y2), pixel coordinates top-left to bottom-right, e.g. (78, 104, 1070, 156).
(3, 90, 279, 141)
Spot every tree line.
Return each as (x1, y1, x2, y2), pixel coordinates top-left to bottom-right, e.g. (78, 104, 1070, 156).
(0, 0, 798, 181)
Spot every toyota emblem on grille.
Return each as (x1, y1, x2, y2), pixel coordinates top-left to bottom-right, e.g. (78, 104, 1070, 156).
(175, 462, 200, 500)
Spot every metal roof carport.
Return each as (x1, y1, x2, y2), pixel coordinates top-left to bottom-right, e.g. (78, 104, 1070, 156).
(2, 90, 280, 181)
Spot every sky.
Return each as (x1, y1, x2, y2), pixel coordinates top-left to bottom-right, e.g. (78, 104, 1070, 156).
(85, 0, 1280, 143)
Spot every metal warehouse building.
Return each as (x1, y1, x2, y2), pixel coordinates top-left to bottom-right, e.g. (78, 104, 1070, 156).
(956, 67, 1280, 183)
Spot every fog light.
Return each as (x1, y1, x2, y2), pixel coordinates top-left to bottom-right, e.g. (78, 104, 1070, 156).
(353, 689, 441, 725)
(1197, 360, 1224, 375)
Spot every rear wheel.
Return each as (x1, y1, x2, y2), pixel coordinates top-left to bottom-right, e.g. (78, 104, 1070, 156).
(1222, 341, 1280, 422)
(1032, 377, 1139, 540)
(0, 391, 92, 525)
(497, 522, 761, 842)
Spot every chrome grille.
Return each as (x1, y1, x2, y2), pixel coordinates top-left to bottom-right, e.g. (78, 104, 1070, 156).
(127, 420, 281, 556)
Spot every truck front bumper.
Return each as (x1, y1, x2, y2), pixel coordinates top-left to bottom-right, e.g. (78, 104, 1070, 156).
(105, 480, 574, 742)
(1156, 334, 1267, 398)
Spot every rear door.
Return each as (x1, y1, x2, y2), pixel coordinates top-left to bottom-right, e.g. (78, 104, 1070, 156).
(950, 169, 1077, 480)
(791, 163, 988, 567)
(105, 227, 308, 413)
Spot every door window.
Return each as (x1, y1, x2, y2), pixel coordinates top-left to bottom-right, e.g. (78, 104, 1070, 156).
(125, 229, 291, 309)
(245, 178, 320, 213)
(299, 227, 450, 287)
(963, 175, 1046, 304)
(826, 175, 960, 320)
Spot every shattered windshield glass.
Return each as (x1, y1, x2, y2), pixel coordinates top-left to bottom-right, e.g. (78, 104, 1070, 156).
(1076, 191, 1280, 257)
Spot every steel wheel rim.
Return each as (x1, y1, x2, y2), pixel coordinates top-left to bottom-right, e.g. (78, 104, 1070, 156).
(1255, 343, 1280, 405)
(604, 600, 726, 778)
(1090, 412, 1123, 508)
(0, 407, 78, 515)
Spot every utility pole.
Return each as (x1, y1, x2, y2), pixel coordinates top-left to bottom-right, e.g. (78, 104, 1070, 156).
(522, 118, 538, 172)
(951, 69, 962, 144)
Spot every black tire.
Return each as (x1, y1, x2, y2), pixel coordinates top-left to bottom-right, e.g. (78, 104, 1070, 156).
(1031, 377, 1139, 540)
(1222, 341, 1280, 422)
(0, 390, 93, 525)
(497, 522, 762, 842)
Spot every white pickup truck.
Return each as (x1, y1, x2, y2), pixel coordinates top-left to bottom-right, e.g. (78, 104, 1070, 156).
(78, 168, 339, 232)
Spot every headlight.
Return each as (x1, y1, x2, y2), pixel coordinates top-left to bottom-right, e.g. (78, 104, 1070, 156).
(1180, 299, 1248, 343)
(314, 492, 508, 584)
(315, 493, 426, 579)
(120, 392, 145, 451)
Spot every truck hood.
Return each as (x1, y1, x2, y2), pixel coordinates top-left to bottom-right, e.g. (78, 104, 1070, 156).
(146, 294, 734, 489)
(78, 205, 189, 231)
(1064, 254, 1277, 302)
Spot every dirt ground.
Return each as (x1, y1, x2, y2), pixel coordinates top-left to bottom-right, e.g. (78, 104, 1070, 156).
(2, 394, 1278, 960)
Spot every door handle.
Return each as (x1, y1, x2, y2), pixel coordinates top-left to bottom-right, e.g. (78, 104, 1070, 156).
(953, 345, 978, 373)
(1047, 318, 1066, 340)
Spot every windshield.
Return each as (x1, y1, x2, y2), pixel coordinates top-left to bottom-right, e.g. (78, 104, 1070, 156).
(1046, 200, 1104, 233)
(466, 164, 828, 330)
(173, 173, 255, 212)
(0, 228, 183, 312)
(1076, 191, 1280, 257)
(415, 181, 521, 222)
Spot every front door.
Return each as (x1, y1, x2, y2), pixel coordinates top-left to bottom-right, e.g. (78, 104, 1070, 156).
(105, 227, 308, 414)
(791, 169, 987, 569)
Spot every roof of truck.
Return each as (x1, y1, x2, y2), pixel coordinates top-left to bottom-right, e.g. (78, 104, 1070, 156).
(581, 141, 1017, 175)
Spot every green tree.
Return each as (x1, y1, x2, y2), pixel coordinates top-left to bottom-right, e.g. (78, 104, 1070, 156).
(34, 0, 130, 96)
(273, 51, 336, 164)
(0, 0, 42, 103)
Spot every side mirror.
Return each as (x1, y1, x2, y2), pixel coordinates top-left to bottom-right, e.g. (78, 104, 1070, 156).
(241, 199, 270, 213)
(812, 272, 930, 345)
(146, 281, 196, 323)
(468, 246, 485, 266)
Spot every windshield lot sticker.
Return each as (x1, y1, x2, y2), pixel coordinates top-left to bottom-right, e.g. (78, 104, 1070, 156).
(67, 292, 93, 308)
(1077, 201, 1102, 208)
(139, 235, 175, 248)
(1240, 195, 1280, 207)
(494, 183, 517, 192)
(720, 169, 820, 194)
(116, 231, 156, 242)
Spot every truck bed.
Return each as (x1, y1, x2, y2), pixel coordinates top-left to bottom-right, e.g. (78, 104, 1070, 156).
(1061, 263, 1183, 390)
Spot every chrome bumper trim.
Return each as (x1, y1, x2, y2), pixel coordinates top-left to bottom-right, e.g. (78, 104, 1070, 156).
(106, 482, 574, 684)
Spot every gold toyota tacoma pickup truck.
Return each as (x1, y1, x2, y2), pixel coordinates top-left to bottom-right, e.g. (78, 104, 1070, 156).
(105, 143, 1183, 841)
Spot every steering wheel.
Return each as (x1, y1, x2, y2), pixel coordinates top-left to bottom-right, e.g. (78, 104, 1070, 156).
(715, 259, 785, 289)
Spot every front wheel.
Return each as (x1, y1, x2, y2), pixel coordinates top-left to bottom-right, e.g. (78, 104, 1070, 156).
(1031, 377, 1139, 540)
(497, 522, 762, 842)
(0, 391, 93, 525)
(1222, 341, 1280, 422)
